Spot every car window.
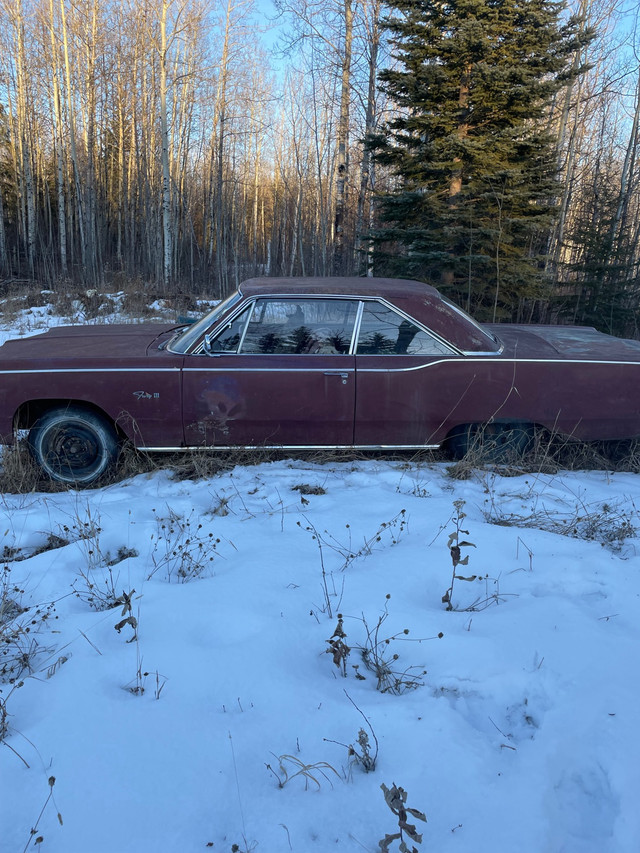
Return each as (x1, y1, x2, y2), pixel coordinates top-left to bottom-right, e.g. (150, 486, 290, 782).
(240, 299, 358, 354)
(208, 306, 252, 353)
(356, 302, 454, 355)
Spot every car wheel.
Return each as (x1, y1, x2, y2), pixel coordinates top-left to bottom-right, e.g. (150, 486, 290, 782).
(447, 422, 533, 463)
(28, 406, 120, 485)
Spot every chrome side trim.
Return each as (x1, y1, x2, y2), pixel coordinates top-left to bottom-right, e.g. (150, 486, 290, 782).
(142, 443, 442, 452)
(184, 355, 640, 377)
(0, 367, 181, 376)
(183, 367, 356, 374)
(0, 355, 638, 380)
(356, 357, 640, 374)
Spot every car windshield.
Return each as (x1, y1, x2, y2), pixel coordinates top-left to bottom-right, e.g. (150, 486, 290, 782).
(168, 291, 243, 353)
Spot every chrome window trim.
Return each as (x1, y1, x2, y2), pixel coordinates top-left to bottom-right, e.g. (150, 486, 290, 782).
(460, 346, 505, 356)
(191, 300, 255, 356)
(364, 297, 461, 356)
(350, 301, 364, 355)
(167, 291, 242, 353)
(185, 292, 463, 358)
(238, 303, 255, 351)
(439, 295, 503, 352)
(190, 295, 361, 356)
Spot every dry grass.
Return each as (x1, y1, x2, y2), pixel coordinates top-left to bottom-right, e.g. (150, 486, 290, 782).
(0, 442, 381, 494)
(447, 429, 640, 480)
(3, 434, 640, 495)
(486, 500, 636, 552)
(0, 444, 65, 494)
(0, 440, 160, 494)
(0, 287, 51, 325)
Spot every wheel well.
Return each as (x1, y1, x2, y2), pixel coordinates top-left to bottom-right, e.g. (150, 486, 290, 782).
(444, 419, 540, 460)
(14, 400, 124, 439)
(444, 419, 538, 440)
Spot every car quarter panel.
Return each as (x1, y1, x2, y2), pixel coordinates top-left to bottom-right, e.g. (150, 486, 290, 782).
(354, 355, 640, 445)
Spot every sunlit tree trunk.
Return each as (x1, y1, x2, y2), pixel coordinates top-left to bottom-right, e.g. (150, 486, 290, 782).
(356, 0, 382, 276)
(47, 0, 67, 277)
(333, 0, 352, 275)
(609, 63, 640, 253)
(159, 0, 173, 291)
(59, 0, 87, 275)
(209, 0, 234, 294)
(547, 0, 591, 274)
(0, 169, 6, 274)
(11, 0, 36, 277)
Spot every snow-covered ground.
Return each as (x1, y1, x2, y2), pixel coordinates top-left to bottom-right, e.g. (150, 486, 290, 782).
(1, 295, 639, 853)
(0, 288, 211, 346)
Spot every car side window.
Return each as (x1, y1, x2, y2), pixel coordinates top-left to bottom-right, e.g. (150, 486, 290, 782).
(356, 302, 453, 355)
(208, 306, 252, 353)
(240, 299, 358, 354)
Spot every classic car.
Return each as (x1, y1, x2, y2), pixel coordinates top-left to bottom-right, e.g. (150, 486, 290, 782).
(2, 276, 640, 485)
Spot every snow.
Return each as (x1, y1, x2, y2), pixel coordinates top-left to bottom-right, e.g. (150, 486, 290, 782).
(0, 290, 215, 347)
(1, 297, 639, 853)
(2, 461, 639, 853)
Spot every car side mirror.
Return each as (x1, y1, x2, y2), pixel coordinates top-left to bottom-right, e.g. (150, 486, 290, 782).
(203, 333, 214, 355)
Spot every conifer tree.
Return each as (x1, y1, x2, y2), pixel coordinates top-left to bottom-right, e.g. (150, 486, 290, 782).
(370, 0, 593, 320)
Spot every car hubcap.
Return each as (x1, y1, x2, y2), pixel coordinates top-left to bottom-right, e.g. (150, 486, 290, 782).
(46, 426, 99, 473)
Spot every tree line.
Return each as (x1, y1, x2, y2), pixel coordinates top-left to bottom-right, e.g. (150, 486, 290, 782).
(0, 0, 639, 335)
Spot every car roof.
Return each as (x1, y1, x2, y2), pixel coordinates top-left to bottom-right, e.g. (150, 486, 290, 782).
(237, 276, 442, 300)
(235, 276, 502, 353)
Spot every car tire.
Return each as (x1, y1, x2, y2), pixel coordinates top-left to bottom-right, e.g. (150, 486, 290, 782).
(447, 422, 533, 463)
(28, 406, 120, 486)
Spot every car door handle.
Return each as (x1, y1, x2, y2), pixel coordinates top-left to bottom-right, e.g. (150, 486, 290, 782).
(324, 372, 349, 385)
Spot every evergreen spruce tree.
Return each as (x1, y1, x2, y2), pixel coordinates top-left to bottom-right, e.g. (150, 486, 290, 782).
(370, 0, 593, 320)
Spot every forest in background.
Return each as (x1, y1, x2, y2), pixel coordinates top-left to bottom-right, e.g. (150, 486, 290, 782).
(0, 0, 639, 335)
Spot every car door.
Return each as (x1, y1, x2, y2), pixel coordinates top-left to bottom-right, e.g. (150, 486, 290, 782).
(181, 297, 358, 447)
(353, 300, 460, 446)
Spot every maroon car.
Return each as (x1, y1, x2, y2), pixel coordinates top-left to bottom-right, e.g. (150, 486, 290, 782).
(2, 276, 640, 484)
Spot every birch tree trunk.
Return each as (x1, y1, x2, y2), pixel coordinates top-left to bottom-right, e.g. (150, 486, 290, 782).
(547, 0, 591, 274)
(332, 0, 352, 275)
(160, 0, 173, 291)
(48, 0, 67, 277)
(59, 0, 87, 275)
(211, 0, 233, 295)
(0, 165, 6, 275)
(356, 0, 381, 276)
(608, 62, 640, 255)
(13, 0, 35, 277)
